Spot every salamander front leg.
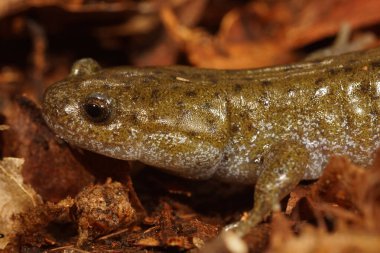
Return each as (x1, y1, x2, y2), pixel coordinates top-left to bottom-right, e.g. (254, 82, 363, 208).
(228, 141, 309, 236)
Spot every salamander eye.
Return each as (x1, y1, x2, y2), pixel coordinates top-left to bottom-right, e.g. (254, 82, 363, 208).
(82, 94, 111, 123)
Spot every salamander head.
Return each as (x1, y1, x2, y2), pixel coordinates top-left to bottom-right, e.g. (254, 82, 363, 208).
(42, 58, 142, 160)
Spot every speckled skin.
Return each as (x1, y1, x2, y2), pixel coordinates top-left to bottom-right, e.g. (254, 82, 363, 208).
(42, 48, 380, 236)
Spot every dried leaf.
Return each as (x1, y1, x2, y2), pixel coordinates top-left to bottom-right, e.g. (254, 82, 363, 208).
(136, 237, 160, 247)
(2, 96, 94, 202)
(268, 227, 380, 253)
(0, 125, 9, 131)
(199, 231, 248, 253)
(0, 157, 42, 249)
(162, 0, 380, 68)
(0, 0, 136, 17)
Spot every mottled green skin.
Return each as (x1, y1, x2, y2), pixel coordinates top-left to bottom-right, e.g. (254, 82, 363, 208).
(42, 48, 380, 236)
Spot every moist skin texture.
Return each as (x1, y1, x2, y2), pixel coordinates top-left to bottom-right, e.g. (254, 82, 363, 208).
(42, 48, 380, 236)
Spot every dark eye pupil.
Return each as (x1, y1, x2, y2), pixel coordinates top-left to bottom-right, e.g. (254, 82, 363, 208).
(83, 96, 110, 123)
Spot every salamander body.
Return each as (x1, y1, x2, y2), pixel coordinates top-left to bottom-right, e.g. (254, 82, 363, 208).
(42, 48, 380, 235)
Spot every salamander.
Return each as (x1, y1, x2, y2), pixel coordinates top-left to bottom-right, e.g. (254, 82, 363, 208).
(42, 47, 380, 236)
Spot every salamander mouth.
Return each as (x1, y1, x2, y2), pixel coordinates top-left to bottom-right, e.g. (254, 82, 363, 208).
(42, 108, 141, 161)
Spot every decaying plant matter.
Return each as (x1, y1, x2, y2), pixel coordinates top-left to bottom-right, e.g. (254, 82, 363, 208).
(1, 0, 380, 252)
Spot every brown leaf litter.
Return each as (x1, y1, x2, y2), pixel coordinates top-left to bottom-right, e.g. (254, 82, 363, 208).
(1, 0, 380, 252)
